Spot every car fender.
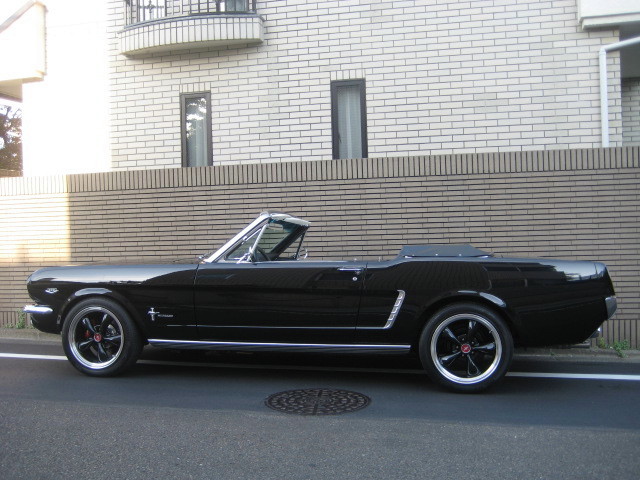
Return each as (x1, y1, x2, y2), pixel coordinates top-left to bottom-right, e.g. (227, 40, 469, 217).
(59, 288, 150, 337)
(413, 289, 520, 339)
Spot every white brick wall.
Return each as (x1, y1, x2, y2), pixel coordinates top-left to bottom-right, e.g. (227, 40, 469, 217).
(622, 78, 640, 145)
(107, 0, 623, 170)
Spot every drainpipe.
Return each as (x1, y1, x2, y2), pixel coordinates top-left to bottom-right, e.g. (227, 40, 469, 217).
(599, 35, 640, 147)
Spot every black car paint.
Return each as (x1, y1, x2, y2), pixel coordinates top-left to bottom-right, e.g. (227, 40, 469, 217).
(26, 254, 615, 349)
(195, 261, 366, 343)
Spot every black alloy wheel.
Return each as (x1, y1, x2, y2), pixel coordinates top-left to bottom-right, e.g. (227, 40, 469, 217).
(419, 303, 513, 393)
(62, 298, 142, 376)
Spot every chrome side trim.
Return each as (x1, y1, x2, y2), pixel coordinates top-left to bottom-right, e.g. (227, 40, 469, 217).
(605, 296, 617, 319)
(384, 290, 406, 329)
(358, 290, 406, 330)
(23, 305, 53, 315)
(148, 339, 410, 354)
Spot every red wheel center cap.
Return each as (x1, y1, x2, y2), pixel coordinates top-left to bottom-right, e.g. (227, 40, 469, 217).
(94, 333, 103, 343)
(461, 344, 472, 354)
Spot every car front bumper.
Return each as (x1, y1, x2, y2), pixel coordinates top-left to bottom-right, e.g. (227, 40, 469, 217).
(23, 305, 53, 315)
(23, 305, 59, 334)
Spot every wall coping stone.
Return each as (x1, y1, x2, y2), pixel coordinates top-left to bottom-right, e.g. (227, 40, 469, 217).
(2, 147, 638, 196)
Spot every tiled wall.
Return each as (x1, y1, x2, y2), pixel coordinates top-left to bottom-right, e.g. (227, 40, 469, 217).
(108, 0, 622, 170)
(1, 147, 639, 347)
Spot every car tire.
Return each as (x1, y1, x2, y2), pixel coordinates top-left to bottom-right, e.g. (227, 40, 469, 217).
(61, 298, 142, 376)
(419, 303, 513, 393)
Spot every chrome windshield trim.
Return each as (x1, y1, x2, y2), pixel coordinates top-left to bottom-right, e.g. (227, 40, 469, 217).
(358, 290, 406, 330)
(23, 305, 53, 315)
(245, 222, 270, 262)
(202, 213, 270, 263)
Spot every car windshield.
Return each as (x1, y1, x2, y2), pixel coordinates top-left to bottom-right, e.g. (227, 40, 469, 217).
(225, 219, 306, 262)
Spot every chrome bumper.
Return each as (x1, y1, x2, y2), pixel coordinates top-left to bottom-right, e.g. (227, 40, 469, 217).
(23, 305, 53, 315)
(605, 296, 617, 319)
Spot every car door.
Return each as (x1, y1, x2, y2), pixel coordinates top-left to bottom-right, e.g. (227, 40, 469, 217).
(194, 261, 365, 343)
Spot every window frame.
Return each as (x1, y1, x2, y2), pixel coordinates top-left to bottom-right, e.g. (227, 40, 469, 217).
(330, 79, 368, 160)
(180, 92, 213, 167)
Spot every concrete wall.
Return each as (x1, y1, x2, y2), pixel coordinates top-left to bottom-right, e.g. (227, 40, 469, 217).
(1, 147, 639, 346)
(107, 0, 623, 170)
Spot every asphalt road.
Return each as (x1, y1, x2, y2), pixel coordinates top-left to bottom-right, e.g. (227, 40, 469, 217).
(1, 338, 639, 480)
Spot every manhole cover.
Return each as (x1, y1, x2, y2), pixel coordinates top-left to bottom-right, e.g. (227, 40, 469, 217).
(265, 388, 370, 416)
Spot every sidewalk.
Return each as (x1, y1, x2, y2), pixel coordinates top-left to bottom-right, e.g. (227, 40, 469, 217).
(0, 327, 59, 342)
(2, 327, 639, 363)
(514, 345, 640, 363)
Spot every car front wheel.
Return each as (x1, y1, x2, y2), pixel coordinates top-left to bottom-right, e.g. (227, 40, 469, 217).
(419, 303, 513, 393)
(61, 298, 142, 376)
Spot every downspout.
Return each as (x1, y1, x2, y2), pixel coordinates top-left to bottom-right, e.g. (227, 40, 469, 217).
(599, 35, 640, 147)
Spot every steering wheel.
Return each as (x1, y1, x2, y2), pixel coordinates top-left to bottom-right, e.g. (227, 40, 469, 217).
(253, 246, 268, 262)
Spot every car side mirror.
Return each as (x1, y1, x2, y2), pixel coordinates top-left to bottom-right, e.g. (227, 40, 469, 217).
(298, 246, 308, 260)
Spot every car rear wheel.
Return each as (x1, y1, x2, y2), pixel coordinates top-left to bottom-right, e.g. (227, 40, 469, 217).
(419, 303, 513, 393)
(61, 298, 142, 376)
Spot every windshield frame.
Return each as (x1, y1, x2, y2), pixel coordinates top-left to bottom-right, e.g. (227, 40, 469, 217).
(201, 213, 310, 263)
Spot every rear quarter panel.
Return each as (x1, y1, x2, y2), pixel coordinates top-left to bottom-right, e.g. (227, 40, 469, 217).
(356, 259, 491, 344)
(357, 257, 614, 347)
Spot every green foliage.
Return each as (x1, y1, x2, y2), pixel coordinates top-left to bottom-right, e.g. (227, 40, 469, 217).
(597, 337, 631, 358)
(0, 104, 22, 176)
(6, 309, 28, 329)
(612, 340, 630, 358)
(16, 309, 27, 329)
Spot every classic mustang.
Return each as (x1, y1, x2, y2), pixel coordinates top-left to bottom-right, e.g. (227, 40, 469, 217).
(24, 212, 617, 392)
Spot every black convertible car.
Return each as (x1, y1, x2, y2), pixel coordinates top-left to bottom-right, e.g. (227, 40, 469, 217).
(24, 212, 617, 392)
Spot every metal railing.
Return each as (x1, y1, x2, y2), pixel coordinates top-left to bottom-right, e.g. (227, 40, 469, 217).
(124, 0, 257, 25)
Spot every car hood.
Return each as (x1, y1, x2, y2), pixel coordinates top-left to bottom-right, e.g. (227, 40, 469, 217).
(27, 260, 199, 285)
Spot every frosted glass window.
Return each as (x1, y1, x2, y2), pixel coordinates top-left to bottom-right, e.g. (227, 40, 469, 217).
(331, 80, 367, 159)
(181, 93, 212, 167)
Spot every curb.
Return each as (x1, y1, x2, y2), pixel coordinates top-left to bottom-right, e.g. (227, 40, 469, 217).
(0, 327, 60, 342)
(513, 347, 640, 364)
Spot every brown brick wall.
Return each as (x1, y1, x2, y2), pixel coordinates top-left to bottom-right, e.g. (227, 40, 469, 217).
(1, 147, 638, 346)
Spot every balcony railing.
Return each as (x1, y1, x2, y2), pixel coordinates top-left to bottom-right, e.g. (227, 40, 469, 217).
(120, 0, 263, 55)
(125, 0, 258, 25)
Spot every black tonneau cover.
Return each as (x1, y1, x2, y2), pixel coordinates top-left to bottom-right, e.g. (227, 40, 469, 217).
(398, 244, 492, 258)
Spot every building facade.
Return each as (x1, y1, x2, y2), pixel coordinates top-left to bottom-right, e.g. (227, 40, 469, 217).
(102, 0, 640, 171)
(1, 2, 639, 347)
(3, 1, 639, 173)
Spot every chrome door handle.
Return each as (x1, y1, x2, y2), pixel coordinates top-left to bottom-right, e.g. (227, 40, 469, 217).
(337, 267, 363, 274)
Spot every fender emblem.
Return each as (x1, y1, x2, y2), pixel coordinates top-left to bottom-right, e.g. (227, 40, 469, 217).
(45, 288, 58, 294)
(148, 308, 174, 322)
